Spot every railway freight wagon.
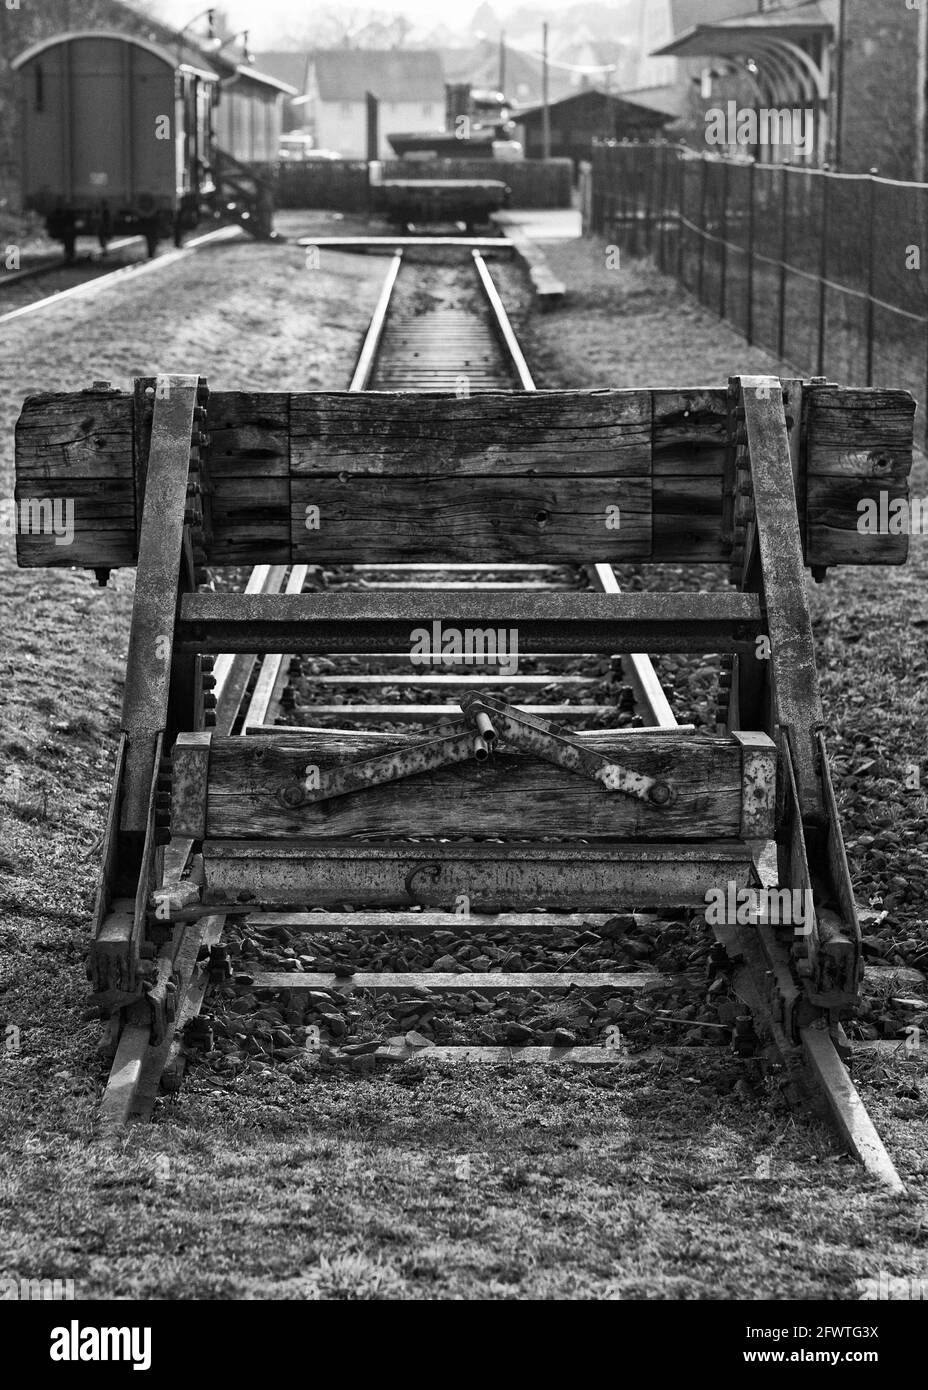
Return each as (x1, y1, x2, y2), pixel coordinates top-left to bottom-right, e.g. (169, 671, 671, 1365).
(13, 32, 289, 258)
(214, 63, 296, 169)
(13, 32, 219, 259)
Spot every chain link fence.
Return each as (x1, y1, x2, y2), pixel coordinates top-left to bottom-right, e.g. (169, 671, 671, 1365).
(590, 142, 928, 436)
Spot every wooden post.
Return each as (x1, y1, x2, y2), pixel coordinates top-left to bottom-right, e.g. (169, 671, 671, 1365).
(777, 166, 789, 362)
(365, 91, 379, 162)
(866, 170, 876, 386)
(696, 153, 708, 303)
(541, 23, 551, 161)
(746, 158, 755, 345)
(816, 170, 829, 377)
(676, 145, 685, 282)
(719, 157, 728, 320)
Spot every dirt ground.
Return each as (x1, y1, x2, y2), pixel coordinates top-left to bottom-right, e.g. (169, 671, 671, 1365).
(0, 213, 926, 1301)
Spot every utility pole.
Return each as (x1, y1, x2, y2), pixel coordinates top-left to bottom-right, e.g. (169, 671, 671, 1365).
(499, 30, 506, 98)
(542, 22, 551, 160)
(917, 0, 927, 181)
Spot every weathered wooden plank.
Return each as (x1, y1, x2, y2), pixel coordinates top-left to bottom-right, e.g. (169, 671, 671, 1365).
(15, 383, 916, 571)
(804, 386, 915, 463)
(252, 971, 673, 993)
(171, 732, 212, 840)
(15, 390, 134, 476)
(372, 1045, 647, 1064)
(262, 704, 620, 723)
(807, 474, 910, 566)
(290, 475, 651, 563)
(805, 385, 914, 568)
(732, 731, 777, 839)
(14, 389, 136, 568)
(199, 732, 766, 840)
(206, 391, 290, 475)
(202, 839, 757, 909)
(204, 392, 291, 563)
(297, 673, 600, 687)
(208, 474, 291, 563)
(243, 909, 650, 934)
(290, 390, 652, 476)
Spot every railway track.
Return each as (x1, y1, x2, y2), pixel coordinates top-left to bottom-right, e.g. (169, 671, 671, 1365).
(77, 240, 907, 1193)
(0, 225, 242, 327)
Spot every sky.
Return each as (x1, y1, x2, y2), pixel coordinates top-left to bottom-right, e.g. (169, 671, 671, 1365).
(149, 0, 494, 48)
(145, 0, 594, 49)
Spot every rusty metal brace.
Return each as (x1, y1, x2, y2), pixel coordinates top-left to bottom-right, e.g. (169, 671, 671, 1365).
(290, 693, 673, 808)
(461, 693, 672, 805)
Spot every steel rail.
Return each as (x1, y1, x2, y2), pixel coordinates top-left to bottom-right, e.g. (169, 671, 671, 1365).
(0, 226, 242, 328)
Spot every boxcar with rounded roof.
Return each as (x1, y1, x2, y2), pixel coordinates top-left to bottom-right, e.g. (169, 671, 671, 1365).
(13, 31, 220, 259)
(12, 31, 293, 259)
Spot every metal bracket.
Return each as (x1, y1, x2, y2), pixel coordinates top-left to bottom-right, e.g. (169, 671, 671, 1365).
(293, 692, 673, 808)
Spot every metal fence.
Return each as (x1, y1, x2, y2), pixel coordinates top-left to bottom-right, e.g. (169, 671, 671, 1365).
(589, 142, 928, 429)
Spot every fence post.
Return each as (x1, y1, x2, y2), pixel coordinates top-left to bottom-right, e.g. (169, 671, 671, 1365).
(777, 165, 789, 363)
(657, 145, 667, 270)
(746, 159, 755, 345)
(816, 170, 829, 378)
(677, 148, 686, 282)
(719, 157, 728, 320)
(866, 171, 876, 386)
(697, 154, 709, 303)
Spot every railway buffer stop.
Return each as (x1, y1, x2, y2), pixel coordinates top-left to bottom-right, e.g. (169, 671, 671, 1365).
(13, 370, 915, 1189)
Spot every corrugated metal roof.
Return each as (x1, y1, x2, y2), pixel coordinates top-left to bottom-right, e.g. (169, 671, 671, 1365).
(311, 48, 445, 103)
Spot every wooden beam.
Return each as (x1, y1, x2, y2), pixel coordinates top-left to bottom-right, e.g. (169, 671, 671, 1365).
(243, 909, 655, 934)
(289, 389, 651, 476)
(197, 731, 771, 841)
(14, 383, 915, 572)
(252, 970, 675, 994)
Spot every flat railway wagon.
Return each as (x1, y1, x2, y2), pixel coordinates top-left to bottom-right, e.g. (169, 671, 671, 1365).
(12, 32, 289, 259)
(374, 177, 509, 232)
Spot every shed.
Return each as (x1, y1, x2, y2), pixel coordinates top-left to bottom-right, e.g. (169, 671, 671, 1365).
(517, 88, 675, 165)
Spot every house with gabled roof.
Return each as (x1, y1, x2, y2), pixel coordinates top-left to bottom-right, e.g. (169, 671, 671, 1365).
(299, 49, 445, 158)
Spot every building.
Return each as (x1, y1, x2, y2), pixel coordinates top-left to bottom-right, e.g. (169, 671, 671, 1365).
(253, 51, 312, 132)
(517, 89, 675, 166)
(299, 49, 445, 159)
(655, 0, 928, 179)
(215, 65, 298, 164)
